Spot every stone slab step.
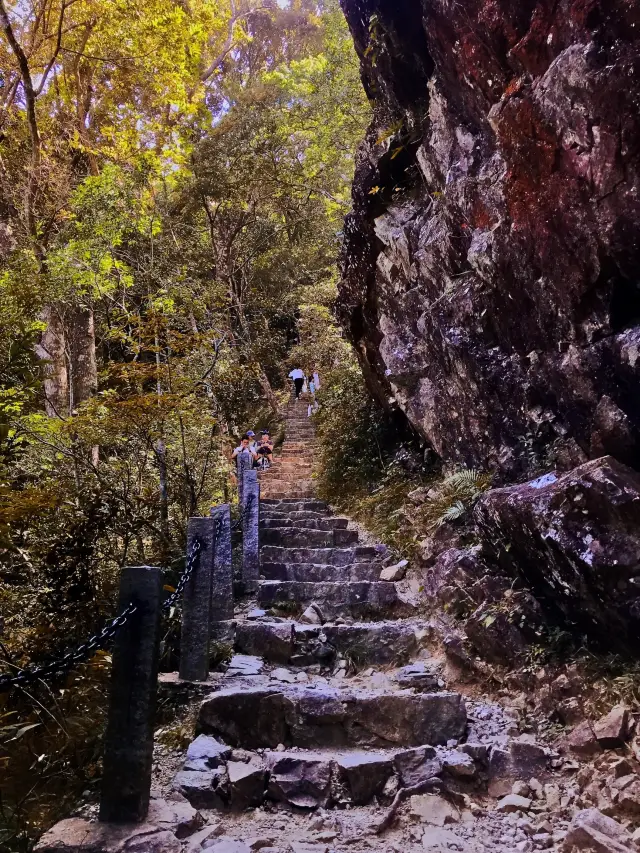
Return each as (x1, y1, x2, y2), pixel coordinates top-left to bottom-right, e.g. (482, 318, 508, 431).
(261, 560, 381, 582)
(260, 516, 348, 530)
(261, 490, 316, 500)
(199, 683, 466, 749)
(235, 619, 422, 666)
(260, 545, 387, 565)
(258, 579, 403, 619)
(258, 478, 315, 489)
(260, 510, 341, 524)
(261, 500, 328, 512)
(260, 528, 359, 548)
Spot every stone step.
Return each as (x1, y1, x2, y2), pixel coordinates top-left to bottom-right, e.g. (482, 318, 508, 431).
(235, 619, 422, 666)
(261, 500, 328, 512)
(260, 486, 316, 497)
(260, 560, 381, 582)
(260, 528, 359, 548)
(261, 545, 387, 565)
(199, 683, 466, 749)
(258, 579, 403, 619)
(261, 490, 316, 500)
(260, 508, 333, 519)
(258, 475, 315, 486)
(259, 516, 348, 530)
(266, 462, 313, 471)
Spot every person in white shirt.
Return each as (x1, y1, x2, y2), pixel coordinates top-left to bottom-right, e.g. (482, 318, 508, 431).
(288, 367, 305, 399)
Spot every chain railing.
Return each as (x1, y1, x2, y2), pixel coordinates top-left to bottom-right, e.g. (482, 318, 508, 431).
(0, 601, 138, 694)
(1, 489, 255, 826)
(0, 537, 203, 694)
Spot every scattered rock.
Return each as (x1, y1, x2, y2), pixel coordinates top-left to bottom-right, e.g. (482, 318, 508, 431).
(247, 609, 267, 620)
(146, 797, 204, 839)
(496, 794, 532, 813)
(565, 721, 603, 758)
(380, 560, 409, 581)
(394, 746, 443, 788)
(410, 794, 460, 826)
(299, 605, 323, 625)
(184, 735, 232, 771)
(594, 706, 631, 750)
(225, 655, 264, 677)
(441, 750, 476, 779)
(173, 769, 227, 810)
(395, 661, 441, 691)
(270, 667, 297, 684)
(203, 839, 252, 853)
(227, 759, 267, 808)
(563, 808, 637, 852)
(335, 752, 393, 804)
(266, 752, 331, 809)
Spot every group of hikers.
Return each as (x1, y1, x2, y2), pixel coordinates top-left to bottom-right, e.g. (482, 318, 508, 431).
(231, 368, 321, 473)
(232, 429, 274, 469)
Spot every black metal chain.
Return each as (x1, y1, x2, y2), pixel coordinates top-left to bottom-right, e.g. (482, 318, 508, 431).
(0, 536, 205, 693)
(163, 537, 202, 610)
(0, 601, 138, 694)
(231, 491, 254, 531)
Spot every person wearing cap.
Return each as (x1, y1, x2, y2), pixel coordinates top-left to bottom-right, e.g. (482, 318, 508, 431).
(256, 429, 273, 465)
(245, 430, 258, 454)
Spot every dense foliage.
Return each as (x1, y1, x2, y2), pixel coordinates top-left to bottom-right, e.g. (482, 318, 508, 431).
(0, 1, 369, 846)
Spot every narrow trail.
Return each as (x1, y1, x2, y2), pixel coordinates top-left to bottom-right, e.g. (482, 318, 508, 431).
(162, 401, 577, 853)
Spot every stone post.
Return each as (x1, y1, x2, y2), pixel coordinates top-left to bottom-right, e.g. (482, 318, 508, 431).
(100, 566, 163, 823)
(179, 517, 215, 682)
(236, 451, 251, 503)
(209, 503, 233, 629)
(242, 469, 260, 595)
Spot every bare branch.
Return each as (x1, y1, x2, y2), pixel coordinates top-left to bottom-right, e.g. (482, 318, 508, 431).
(34, 0, 68, 96)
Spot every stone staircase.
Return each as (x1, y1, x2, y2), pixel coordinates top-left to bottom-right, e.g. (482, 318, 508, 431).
(258, 398, 316, 500)
(169, 399, 496, 824)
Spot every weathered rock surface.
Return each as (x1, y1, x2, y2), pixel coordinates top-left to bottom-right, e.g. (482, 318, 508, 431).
(563, 808, 637, 852)
(34, 819, 181, 853)
(338, 0, 640, 479)
(475, 458, 640, 648)
(266, 752, 332, 809)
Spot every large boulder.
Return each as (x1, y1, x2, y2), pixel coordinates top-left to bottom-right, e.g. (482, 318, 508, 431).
(338, 0, 640, 479)
(475, 458, 640, 649)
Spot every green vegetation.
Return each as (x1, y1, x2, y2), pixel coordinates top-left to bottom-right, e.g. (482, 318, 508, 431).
(0, 0, 369, 846)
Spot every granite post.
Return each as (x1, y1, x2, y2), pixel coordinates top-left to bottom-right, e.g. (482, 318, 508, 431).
(209, 503, 233, 633)
(242, 469, 260, 595)
(236, 451, 252, 503)
(100, 566, 163, 823)
(179, 517, 214, 682)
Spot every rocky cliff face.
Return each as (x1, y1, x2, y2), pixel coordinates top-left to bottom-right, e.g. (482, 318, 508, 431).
(339, 0, 640, 478)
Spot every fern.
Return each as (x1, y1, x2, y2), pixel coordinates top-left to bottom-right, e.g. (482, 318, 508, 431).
(442, 469, 483, 490)
(436, 500, 466, 527)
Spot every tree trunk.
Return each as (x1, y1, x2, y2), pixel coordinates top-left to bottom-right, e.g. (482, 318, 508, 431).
(35, 305, 69, 418)
(68, 305, 98, 410)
